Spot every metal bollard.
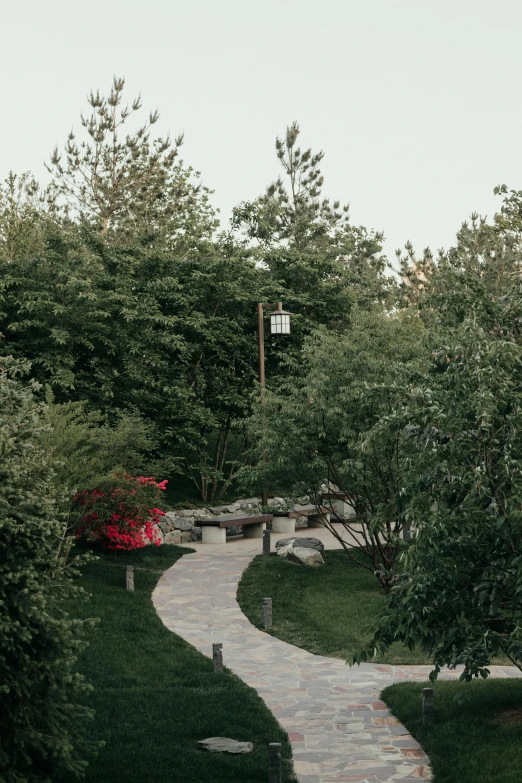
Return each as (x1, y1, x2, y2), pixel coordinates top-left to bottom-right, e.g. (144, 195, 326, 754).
(126, 565, 134, 592)
(268, 742, 282, 783)
(262, 597, 273, 629)
(422, 687, 435, 725)
(212, 642, 223, 673)
(263, 529, 271, 556)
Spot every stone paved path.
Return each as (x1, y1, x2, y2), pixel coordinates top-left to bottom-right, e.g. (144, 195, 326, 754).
(152, 550, 522, 783)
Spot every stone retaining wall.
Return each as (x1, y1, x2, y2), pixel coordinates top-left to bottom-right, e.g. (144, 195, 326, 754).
(155, 496, 311, 545)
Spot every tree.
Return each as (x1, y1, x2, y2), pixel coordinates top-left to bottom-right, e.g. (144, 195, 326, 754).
(358, 279, 522, 676)
(0, 222, 268, 500)
(232, 122, 394, 343)
(0, 357, 97, 781)
(47, 76, 218, 250)
(241, 307, 427, 590)
(0, 172, 53, 263)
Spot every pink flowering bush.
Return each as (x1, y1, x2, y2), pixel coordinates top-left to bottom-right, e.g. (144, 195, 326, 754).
(75, 473, 168, 550)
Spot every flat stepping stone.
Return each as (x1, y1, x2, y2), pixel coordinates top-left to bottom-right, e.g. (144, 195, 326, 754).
(197, 737, 253, 754)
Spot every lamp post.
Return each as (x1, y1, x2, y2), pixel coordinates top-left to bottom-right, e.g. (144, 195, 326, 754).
(257, 301, 292, 505)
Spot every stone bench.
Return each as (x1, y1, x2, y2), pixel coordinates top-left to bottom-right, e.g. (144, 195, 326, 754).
(319, 492, 355, 520)
(196, 513, 273, 544)
(272, 504, 331, 534)
(289, 504, 331, 528)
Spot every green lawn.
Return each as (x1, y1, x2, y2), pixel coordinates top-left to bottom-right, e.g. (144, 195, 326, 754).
(57, 544, 293, 783)
(382, 679, 522, 783)
(237, 550, 430, 664)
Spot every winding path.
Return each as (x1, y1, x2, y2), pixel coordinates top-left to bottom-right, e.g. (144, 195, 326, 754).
(152, 548, 521, 783)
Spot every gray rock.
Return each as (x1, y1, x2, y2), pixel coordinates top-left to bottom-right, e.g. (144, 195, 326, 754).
(275, 536, 325, 554)
(176, 508, 200, 518)
(210, 503, 240, 514)
(226, 526, 242, 537)
(237, 497, 261, 506)
(180, 531, 193, 543)
(287, 546, 325, 567)
(191, 526, 202, 541)
(164, 530, 182, 545)
(158, 518, 171, 535)
(197, 737, 253, 754)
(297, 495, 310, 504)
(295, 515, 308, 529)
(165, 512, 193, 531)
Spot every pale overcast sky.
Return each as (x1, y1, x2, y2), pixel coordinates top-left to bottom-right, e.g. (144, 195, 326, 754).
(2, 0, 521, 265)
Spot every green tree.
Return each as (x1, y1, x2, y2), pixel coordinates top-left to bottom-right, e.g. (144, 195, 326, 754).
(47, 76, 218, 250)
(0, 357, 97, 782)
(40, 395, 157, 493)
(232, 122, 394, 342)
(242, 308, 427, 590)
(0, 225, 267, 500)
(358, 280, 522, 676)
(0, 173, 54, 264)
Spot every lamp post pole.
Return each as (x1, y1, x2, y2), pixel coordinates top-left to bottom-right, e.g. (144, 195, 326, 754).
(258, 303, 266, 393)
(257, 302, 289, 507)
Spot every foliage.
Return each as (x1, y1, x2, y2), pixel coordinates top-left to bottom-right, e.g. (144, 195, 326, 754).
(75, 474, 167, 550)
(357, 279, 522, 675)
(232, 122, 395, 350)
(0, 173, 47, 263)
(55, 544, 294, 783)
(40, 395, 157, 492)
(242, 308, 428, 589)
(0, 226, 267, 498)
(382, 679, 522, 783)
(46, 77, 218, 251)
(0, 357, 98, 782)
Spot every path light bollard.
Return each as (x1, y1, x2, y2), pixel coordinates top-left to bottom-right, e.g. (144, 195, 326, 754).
(262, 597, 273, 629)
(212, 642, 223, 673)
(268, 742, 282, 783)
(126, 565, 134, 592)
(263, 529, 271, 557)
(422, 687, 435, 725)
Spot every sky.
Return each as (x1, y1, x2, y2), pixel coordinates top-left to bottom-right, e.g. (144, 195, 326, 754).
(2, 0, 522, 267)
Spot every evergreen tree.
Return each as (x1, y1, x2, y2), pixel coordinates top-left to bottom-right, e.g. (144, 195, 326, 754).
(232, 122, 393, 332)
(47, 77, 218, 250)
(0, 357, 97, 782)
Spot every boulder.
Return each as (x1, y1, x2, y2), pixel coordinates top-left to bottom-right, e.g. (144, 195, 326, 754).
(180, 531, 193, 543)
(191, 526, 202, 541)
(197, 737, 253, 754)
(157, 517, 171, 535)
(165, 512, 193, 531)
(267, 497, 285, 507)
(287, 546, 325, 567)
(164, 530, 182, 545)
(275, 536, 324, 554)
(210, 503, 240, 514)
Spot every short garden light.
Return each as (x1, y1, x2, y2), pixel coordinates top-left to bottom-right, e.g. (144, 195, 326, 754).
(270, 302, 292, 335)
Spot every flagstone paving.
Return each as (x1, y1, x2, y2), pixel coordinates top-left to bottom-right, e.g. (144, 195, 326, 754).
(152, 542, 522, 783)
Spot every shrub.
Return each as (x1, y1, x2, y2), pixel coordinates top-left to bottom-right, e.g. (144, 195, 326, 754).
(75, 474, 167, 550)
(0, 357, 98, 782)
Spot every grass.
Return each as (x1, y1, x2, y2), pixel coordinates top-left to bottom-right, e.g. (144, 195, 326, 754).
(237, 550, 430, 664)
(382, 679, 522, 783)
(57, 543, 293, 783)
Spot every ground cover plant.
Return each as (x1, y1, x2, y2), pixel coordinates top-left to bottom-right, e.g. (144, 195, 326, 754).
(237, 550, 430, 664)
(56, 543, 293, 783)
(382, 679, 522, 783)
